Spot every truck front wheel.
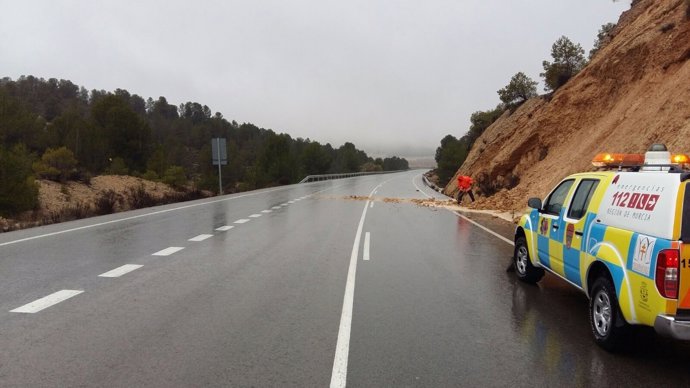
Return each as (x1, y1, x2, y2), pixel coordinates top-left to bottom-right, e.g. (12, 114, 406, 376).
(514, 236, 544, 284)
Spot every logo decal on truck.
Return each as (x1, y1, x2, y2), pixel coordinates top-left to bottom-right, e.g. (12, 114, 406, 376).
(632, 235, 656, 277)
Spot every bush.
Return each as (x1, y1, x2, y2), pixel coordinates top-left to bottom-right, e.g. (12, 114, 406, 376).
(95, 190, 120, 215)
(162, 166, 187, 189)
(497, 72, 538, 109)
(540, 36, 586, 92)
(0, 144, 38, 216)
(142, 170, 159, 181)
(128, 185, 157, 209)
(33, 147, 78, 182)
(105, 157, 129, 175)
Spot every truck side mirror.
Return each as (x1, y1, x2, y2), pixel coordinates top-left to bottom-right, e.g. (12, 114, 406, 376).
(528, 197, 542, 211)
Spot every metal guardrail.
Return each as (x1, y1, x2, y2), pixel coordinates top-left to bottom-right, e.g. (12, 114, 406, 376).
(299, 170, 405, 183)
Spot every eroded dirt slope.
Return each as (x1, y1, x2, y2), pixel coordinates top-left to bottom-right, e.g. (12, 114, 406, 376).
(445, 0, 690, 212)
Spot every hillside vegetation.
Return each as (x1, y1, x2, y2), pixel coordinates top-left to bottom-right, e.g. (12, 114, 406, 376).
(0, 77, 408, 219)
(445, 0, 690, 212)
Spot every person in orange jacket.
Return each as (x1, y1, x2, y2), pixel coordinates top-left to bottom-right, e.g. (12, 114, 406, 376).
(456, 175, 475, 204)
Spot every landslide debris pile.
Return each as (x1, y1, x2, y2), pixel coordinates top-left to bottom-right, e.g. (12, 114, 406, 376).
(445, 0, 690, 213)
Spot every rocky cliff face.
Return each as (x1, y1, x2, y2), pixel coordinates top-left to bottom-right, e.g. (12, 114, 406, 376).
(445, 0, 690, 212)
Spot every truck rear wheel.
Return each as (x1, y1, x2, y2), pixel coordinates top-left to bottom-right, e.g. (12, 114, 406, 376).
(514, 236, 544, 284)
(589, 276, 630, 351)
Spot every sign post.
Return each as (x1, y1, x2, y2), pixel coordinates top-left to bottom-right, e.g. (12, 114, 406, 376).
(211, 138, 227, 195)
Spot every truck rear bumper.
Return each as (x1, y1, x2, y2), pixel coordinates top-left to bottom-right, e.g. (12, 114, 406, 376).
(654, 315, 690, 340)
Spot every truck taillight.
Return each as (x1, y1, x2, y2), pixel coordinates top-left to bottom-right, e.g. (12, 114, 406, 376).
(656, 249, 679, 299)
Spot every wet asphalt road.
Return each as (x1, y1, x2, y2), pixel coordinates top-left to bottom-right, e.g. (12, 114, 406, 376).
(0, 170, 689, 387)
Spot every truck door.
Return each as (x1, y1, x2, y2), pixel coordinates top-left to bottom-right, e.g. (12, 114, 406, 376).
(537, 179, 574, 271)
(562, 179, 600, 287)
(677, 183, 690, 319)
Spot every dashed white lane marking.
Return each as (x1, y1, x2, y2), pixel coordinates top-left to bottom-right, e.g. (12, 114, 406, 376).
(189, 234, 213, 242)
(369, 202, 374, 209)
(11, 290, 83, 313)
(272, 206, 281, 210)
(99, 264, 143, 278)
(0, 184, 344, 249)
(261, 210, 272, 213)
(0, 186, 297, 248)
(215, 225, 233, 231)
(288, 201, 295, 204)
(234, 219, 250, 224)
(363, 232, 371, 261)
(152, 247, 185, 256)
(330, 180, 385, 388)
(249, 214, 262, 218)
(280, 203, 289, 206)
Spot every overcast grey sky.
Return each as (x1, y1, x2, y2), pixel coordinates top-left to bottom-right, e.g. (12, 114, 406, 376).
(1, 0, 629, 158)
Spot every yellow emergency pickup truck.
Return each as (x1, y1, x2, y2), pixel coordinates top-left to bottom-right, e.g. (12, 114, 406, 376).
(513, 144, 690, 351)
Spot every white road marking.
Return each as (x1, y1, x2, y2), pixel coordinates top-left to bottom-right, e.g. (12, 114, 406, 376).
(331, 181, 386, 388)
(215, 225, 234, 231)
(412, 174, 433, 199)
(281, 203, 289, 206)
(453, 212, 514, 246)
(363, 232, 371, 261)
(0, 184, 343, 248)
(234, 219, 250, 224)
(369, 202, 374, 209)
(288, 201, 295, 204)
(152, 247, 185, 256)
(99, 264, 143, 278)
(261, 210, 272, 213)
(249, 214, 262, 218)
(413, 174, 513, 246)
(11, 290, 83, 313)
(272, 206, 281, 210)
(373, 190, 378, 195)
(189, 234, 213, 242)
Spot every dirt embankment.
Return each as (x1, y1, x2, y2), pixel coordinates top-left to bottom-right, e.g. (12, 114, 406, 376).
(0, 176, 208, 232)
(445, 0, 690, 212)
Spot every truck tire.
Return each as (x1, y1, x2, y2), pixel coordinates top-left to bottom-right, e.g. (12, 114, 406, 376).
(514, 236, 544, 284)
(589, 276, 630, 351)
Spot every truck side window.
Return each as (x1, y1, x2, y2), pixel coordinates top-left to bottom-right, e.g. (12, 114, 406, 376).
(567, 179, 600, 220)
(544, 180, 574, 216)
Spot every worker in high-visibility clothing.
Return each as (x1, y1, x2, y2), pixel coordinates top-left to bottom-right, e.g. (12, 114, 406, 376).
(456, 175, 475, 204)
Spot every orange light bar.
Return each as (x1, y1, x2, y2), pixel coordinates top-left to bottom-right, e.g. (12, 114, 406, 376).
(592, 153, 645, 167)
(672, 154, 690, 164)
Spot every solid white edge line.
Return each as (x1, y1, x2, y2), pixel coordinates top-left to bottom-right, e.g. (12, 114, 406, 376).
(412, 174, 433, 199)
(98, 264, 143, 278)
(363, 232, 371, 261)
(10, 290, 84, 313)
(413, 173, 514, 247)
(330, 197, 370, 388)
(453, 212, 514, 246)
(331, 178, 392, 388)
(152, 247, 185, 256)
(188, 234, 213, 242)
